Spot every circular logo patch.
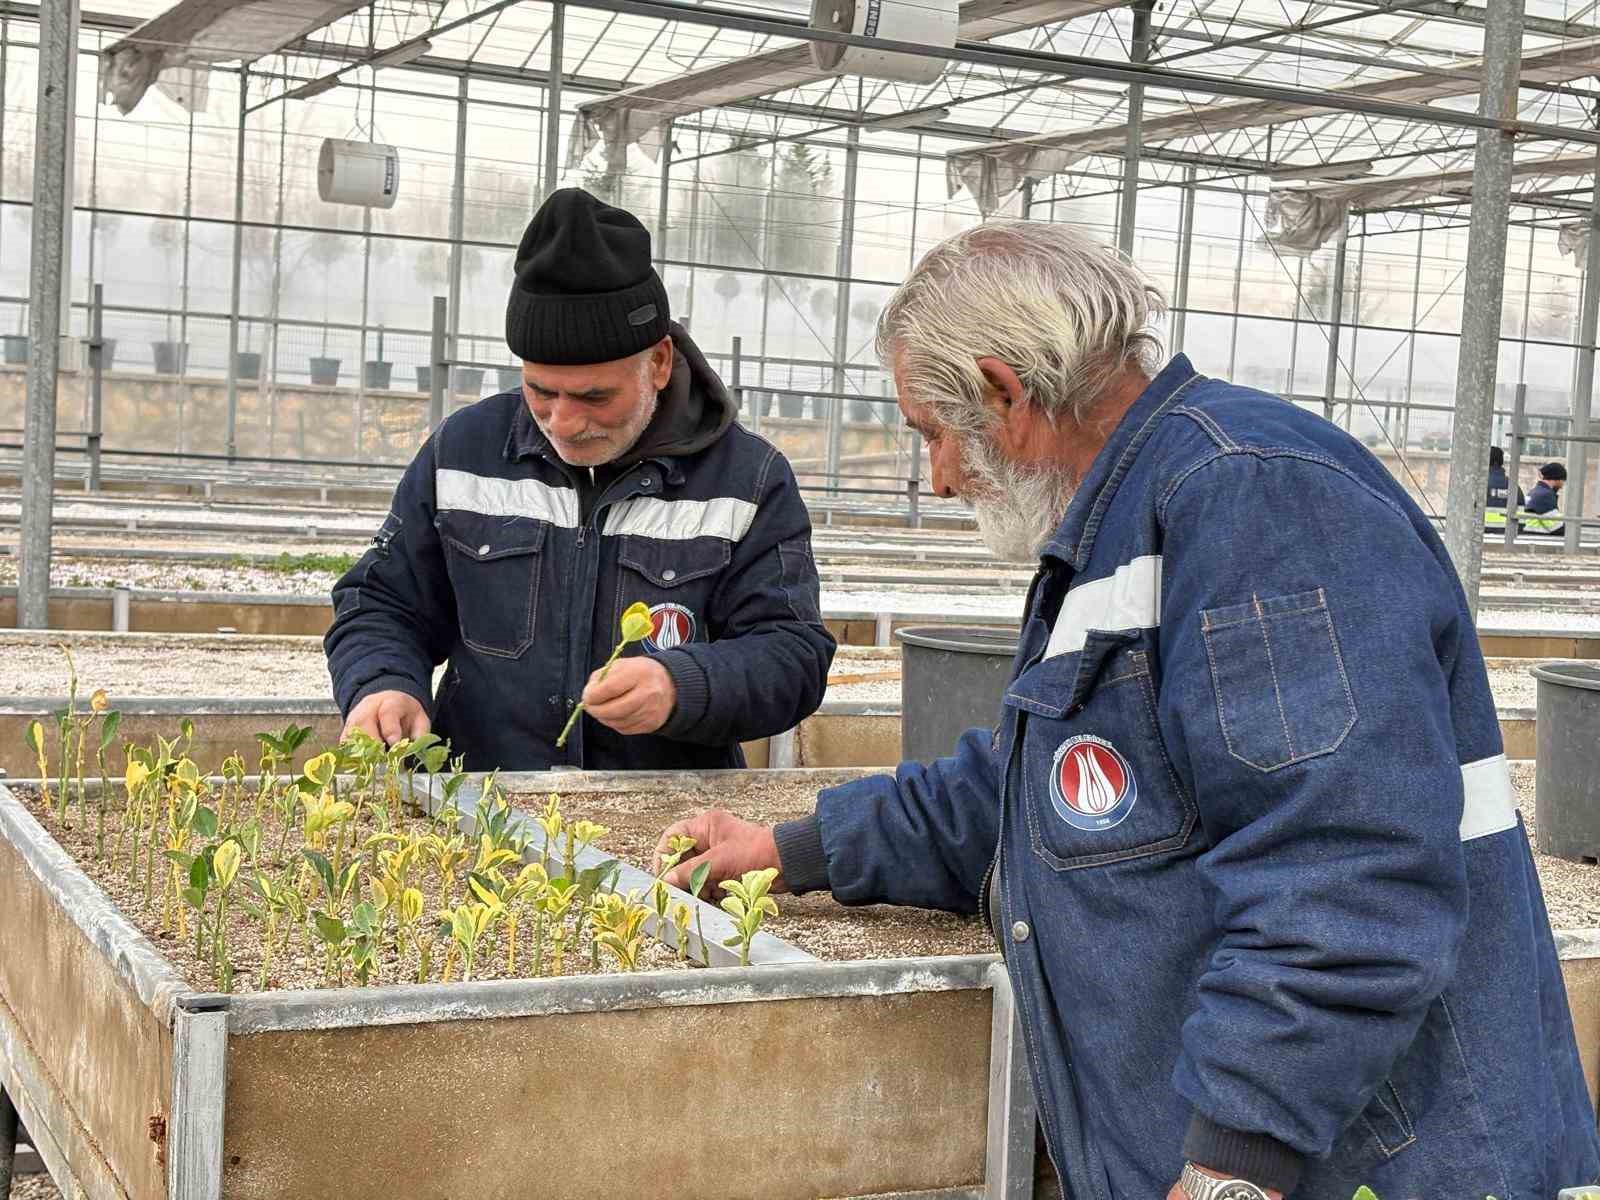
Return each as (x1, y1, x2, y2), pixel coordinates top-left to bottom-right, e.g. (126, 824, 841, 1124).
(644, 602, 696, 653)
(1048, 735, 1137, 832)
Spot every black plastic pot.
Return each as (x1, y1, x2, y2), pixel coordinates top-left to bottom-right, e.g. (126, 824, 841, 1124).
(415, 365, 432, 393)
(497, 366, 523, 393)
(364, 360, 393, 390)
(309, 356, 341, 387)
(897, 625, 1020, 764)
(2, 335, 29, 364)
(153, 341, 188, 376)
(779, 393, 805, 419)
(1533, 661, 1600, 861)
(453, 367, 484, 396)
(235, 351, 262, 381)
(850, 398, 876, 423)
(89, 338, 118, 371)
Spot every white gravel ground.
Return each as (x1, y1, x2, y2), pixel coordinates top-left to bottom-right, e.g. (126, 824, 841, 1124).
(0, 555, 343, 596)
(0, 633, 334, 698)
(1517, 761, 1600, 929)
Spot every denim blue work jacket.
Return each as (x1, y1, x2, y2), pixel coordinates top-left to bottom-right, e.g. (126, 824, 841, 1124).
(807, 355, 1600, 1196)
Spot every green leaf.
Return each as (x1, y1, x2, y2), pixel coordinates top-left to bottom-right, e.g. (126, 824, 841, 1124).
(236, 900, 264, 921)
(722, 935, 742, 947)
(313, 912, 346, 944)
(179, 717, 195, 742)
(189, 857, 211, 891)
(191, 806, 218, 839)
(99, 710, 122, 751)
(689, 862, 711, 899)
(1352, 1190, 1380, 1200)
(301, 848, 336, 897)
(180, 887, 206, 910)
(163, 850, 195, 869)
(23, 720, 43, 757)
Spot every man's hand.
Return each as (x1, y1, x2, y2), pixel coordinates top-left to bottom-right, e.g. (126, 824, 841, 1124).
(654, 809, 786, 894)
(582, 656, 677, 736)
(342, 689, 430, 747)
(1166, 1165, 1282, 1200)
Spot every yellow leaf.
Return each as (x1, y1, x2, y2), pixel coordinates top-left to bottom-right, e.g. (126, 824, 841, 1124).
(304, 751, 337, 787)
(124, 760, 151, 794)
(399, 887, 424, 924)
(213, 842, 242, 892)
(619, 601, 653, 643)
(89, 688, 108, 713)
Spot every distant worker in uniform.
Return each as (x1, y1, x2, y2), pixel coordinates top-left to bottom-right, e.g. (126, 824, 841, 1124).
(1483, 445, 1523, 533)
(325, 189, 835, 770)
(1523, 460, 1568, 535)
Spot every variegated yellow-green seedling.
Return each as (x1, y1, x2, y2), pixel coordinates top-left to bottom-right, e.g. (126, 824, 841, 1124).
(535, 793, 563, 873)
(440, 900, 497, 982)
(24, 719, 51, 812)
(590, 890, 652, 972)
(688, 860, 712, 964)
(719, 868, 781, 968)
(211, 840, 244, 990)
(555, 602, 655, 748)
(671, 901, 693, 964)
(245, 871, 291, 990)
(536, 877, 579, 976)
(90, 690, 119, 859)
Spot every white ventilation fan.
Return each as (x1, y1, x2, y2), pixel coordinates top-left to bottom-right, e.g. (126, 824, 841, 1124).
(317, 139, 401, 209)
(808, 0, 957, 85)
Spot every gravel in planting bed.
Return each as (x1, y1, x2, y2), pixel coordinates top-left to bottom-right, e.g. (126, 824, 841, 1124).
(0, 553, 342, 598)
(507, 777, 993, 962)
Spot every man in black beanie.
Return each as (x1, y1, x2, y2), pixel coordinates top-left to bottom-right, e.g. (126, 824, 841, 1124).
(325, 189, 836, 770)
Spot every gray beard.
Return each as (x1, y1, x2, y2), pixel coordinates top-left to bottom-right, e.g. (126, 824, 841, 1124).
(962, 432, 1079, 563)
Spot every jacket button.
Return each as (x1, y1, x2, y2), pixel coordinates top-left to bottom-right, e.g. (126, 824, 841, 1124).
(1011, 920, 1030, 943)
(662, 568, 677, 581)
(477, 543, 490, 555)
(639, 476, 653, 489)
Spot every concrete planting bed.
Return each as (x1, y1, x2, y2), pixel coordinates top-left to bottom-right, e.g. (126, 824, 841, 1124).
(0, 767, 1031, 1200)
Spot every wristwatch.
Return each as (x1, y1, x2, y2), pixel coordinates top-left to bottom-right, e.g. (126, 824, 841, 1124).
(1179, 1162, 1274, 1200)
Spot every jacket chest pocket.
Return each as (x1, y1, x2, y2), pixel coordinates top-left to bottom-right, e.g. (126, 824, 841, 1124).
(614, 534, 730, 652)
(436, 511, 547, 658)
(1007, 630, 1196, 872)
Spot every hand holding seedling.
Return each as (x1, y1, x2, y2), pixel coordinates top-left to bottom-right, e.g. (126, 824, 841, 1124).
(342, 690, 430, 749)
(556, 602, 660, 746)
(579, 657, 677, 736)
(653, 809, 786, 896)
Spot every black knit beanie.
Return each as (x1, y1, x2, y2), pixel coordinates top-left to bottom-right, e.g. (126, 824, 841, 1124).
(505, 188, 672, 365)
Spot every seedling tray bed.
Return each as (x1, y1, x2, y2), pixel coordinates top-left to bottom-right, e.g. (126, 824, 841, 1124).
(0, 765, 1030, 1200)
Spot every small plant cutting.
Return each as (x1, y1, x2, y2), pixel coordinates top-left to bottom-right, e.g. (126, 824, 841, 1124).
(555, 601, 654, 748)
(719, 868, 781, 967)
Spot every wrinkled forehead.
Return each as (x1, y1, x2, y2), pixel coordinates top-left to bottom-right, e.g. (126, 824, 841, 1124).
(521, 355, 645, 397)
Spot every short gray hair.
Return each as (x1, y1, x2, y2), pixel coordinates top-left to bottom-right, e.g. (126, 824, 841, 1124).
(876, 221, 1167, 437)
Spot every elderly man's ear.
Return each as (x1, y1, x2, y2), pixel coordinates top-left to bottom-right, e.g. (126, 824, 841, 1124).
(975, 356, 1043, 456)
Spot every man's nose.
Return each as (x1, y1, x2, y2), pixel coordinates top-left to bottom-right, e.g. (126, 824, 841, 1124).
(928, 451, 959, 499)
(546, 395, 589, 438)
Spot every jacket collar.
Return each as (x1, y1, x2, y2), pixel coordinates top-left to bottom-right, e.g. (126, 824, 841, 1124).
(1040, 353, 1201, 571)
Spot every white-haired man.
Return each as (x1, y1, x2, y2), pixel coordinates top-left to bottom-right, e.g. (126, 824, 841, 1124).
(659, 222, 1600, 1197)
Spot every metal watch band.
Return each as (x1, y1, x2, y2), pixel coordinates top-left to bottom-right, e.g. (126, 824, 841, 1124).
(1179, 1162, 1273, 1200)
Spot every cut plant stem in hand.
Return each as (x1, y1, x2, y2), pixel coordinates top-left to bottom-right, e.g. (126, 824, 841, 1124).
(554, 601, 654, 748)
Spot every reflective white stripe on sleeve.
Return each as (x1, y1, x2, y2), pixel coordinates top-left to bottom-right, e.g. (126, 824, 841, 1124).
(602, 495, 758, 542)
(1043, 555, 1163, 660)
(1459, 753, 1518, 842)
(435, 469, 579, 527)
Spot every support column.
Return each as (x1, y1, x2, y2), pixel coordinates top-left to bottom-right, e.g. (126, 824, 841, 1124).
(654, 119, 673, 266)
(1442, 0, 1523, 613)
(224, 68, 248, 460)
(446, 72, 469, 393)
(1322, 222, 1348, 423)
(1565, 154, 1600, 554)
(1171, 166, 1195, 353)
(828, 127, 860, 497)
(543, 2, 564, 195)
(19, 0, 75, 629)
(1116, 0, 1154, 258)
